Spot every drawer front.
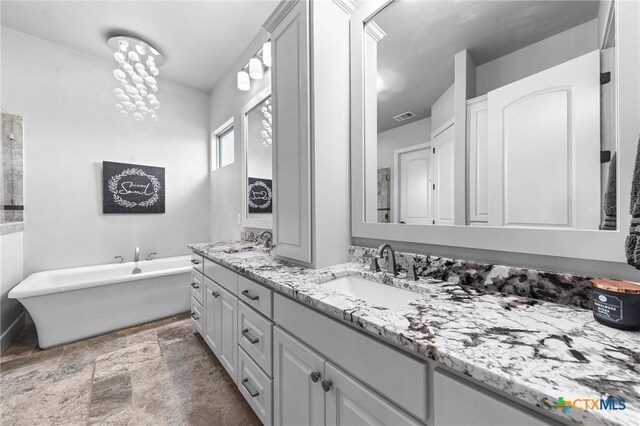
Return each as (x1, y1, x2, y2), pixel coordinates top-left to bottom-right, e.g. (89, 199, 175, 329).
(238, 347, 273, 426)
(190, 252, 204, 273)
(238, 301, 273, 376)
(190, 297, 204, 335)
(190, 270, 204, 304)
(274, 294, 428, 423)
(238, 276, 272, 319)
(203, 258, 238, 295)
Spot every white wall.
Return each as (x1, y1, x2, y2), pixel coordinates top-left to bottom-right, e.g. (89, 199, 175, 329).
(209, 31, 271, 242)
(377, 117, 431, 169)
(0, 230, 24, 350)
(1, 27, 210, 276)
(476, 19, 598, 96)
(431, 84, 454, 133)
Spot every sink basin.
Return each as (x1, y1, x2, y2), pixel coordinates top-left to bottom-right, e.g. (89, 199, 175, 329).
(321, 276, 419, 309)
(234, 251, 268, 259)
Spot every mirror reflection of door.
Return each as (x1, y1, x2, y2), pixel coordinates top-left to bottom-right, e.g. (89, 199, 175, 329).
(394, 144, 432, 224)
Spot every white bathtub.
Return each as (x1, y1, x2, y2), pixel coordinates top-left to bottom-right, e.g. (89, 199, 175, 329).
(9, 255, 191, 348)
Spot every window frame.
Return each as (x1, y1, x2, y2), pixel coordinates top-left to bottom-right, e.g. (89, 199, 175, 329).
(211, 117, 235, 171)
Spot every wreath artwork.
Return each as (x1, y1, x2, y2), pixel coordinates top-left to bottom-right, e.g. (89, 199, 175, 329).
(103, 161, 165, 214)
(247, 177, 273, 214)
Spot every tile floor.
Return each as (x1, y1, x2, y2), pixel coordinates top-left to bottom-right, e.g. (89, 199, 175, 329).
(0, 314, 260, 425)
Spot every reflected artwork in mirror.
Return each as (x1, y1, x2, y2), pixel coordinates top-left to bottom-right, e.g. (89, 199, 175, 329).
(242, 89, 273, 228)
(364, 0, 617, 231)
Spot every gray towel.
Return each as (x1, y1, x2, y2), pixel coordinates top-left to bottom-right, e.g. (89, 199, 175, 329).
(625, 136, 640, 267)
(601, 153, 617, 230)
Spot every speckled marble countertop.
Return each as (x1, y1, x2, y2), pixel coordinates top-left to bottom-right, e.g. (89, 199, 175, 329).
(189, 241, 640, 426)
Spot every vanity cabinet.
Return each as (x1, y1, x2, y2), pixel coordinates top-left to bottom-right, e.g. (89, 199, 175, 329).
(203, 276, 238, 384)
(264, 0, 352, 268)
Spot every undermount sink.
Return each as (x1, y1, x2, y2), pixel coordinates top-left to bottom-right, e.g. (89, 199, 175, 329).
(234, 251, 268, 259)
(321, 276, 419, 310)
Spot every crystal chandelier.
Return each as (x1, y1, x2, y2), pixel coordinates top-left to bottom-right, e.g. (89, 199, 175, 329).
(108, 35, 164, 121)
(260, 98, 272, 148)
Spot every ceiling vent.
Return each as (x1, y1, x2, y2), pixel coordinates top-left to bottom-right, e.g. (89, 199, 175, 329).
(393, 111, 415, 122)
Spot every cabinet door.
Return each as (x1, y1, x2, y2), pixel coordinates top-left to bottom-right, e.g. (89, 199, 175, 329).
(273, 327, 325, 426)
(432, 124, 455, 225)
(467, 97, 488, 224)
(271, 0, 312, 263)
(218, 285, 238, 384)
(325, 362, 421, 426)
(203, 277, 221, 355)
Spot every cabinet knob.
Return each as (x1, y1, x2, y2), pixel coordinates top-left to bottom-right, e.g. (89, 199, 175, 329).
(321, 379, 332, 392)
(211, 290, 220, 298)
(310, 371, 321, 383)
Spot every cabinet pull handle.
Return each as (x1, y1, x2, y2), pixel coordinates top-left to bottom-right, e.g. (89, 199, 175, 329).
(211, 290, 220, 298)
(321, 379, 332, 392)
(241, 289, 259, 301)
(310, 371, 321, 383)
(242, 328, 260, 344)
(191, 282, 200, 289)
(191, 259, 201, 265)
(191, 312, 199, 320)
(242, 378, 260, 397)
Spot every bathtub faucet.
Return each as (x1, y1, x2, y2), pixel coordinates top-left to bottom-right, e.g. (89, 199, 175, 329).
(134, 247, 140, 263)
(114, 256, 125, 264)
(146, 252, 157, 261)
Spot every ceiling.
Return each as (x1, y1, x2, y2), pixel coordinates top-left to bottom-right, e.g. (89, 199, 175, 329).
(374, 0, 600, 132)
(0, 1, 280, 93)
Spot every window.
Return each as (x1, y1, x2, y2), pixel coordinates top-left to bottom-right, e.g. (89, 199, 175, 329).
(212, 118, 234, 170)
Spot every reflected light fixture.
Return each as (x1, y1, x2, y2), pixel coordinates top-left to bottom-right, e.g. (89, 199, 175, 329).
(108, 35, 164, 121)
(236, 40, 271, 91)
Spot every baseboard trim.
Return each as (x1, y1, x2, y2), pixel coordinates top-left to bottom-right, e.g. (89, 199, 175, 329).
(0, 311, 25, 353)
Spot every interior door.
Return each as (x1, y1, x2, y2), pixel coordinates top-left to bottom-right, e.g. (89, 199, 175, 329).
(396, 145, 432, 224)
(203, 277, 221, 355)
(432, 124, 455, 225)
(218, 285, 238, 384)
(487, 50, 600, 229)
(325, 362, 422, 426)
(273, 327, 326, 426)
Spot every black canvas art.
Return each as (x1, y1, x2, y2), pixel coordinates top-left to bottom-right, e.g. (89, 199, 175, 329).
(103, 161, 165, 214)
(247, 177, 272, 214)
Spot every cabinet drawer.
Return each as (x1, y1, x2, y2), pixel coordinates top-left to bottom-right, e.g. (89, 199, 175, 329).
(190, 252, 204, 273)
(190, 270, 204, 305)
(190, 297, 203, 335)
(203, 258, 238, 294)
(275, 294, 428, 423)
(238, 347, 273, 426)
(238, 301, 273, 376)
(238, 276, 272, 318)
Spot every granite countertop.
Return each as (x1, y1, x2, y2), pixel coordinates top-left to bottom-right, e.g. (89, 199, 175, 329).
(189, 241, 640, 426)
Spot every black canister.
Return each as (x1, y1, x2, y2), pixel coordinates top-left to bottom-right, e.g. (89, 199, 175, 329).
(591, 279, 640, 331)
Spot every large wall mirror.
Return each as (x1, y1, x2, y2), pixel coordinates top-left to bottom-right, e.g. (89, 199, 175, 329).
(352, 0, 640, 263)
(242, 87, 273, 229)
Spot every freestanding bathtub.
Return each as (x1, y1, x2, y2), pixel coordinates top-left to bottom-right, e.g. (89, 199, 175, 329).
(9, 255, 191, 348)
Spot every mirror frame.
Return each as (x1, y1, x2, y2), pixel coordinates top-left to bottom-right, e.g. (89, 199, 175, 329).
(350, 0, 640, 263)
(241, 86, 273, 230)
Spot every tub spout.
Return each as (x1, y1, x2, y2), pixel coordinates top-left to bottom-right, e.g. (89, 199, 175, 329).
(134, 247, 140, 263)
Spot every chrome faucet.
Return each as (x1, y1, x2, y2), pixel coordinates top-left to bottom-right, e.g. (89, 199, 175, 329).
(258, 230, 274, 249)
(146, 252, 157, 261)
(114, 256, 125, 264)
(376, 244, 398, 276)
(134, 247, 140, 263)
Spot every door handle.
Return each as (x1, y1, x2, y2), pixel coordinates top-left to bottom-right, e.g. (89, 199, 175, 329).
(191, 282, 200, 289)
(321, 379, 332, 392)
(242, 328, 260, 344)
(242, 378, 260, 397)
(310, 371, 321, 383)
(241, 289, 259, 301)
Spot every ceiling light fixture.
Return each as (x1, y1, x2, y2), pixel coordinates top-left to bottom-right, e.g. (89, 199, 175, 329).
(236, 41, 271, 91)
(108, 35, 164, 121)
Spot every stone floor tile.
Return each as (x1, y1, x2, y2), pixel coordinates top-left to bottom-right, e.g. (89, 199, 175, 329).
(94, 341, 162, 381)
(87, 373, 134, 425)
(0, 324, 37, 363)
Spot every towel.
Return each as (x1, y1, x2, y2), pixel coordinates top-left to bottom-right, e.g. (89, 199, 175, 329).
(625, 136, 640, 267)
(601, 153, 617, 230)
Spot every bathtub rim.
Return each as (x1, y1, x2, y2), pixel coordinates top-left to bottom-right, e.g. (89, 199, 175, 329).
(9, 255, 192, 299)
